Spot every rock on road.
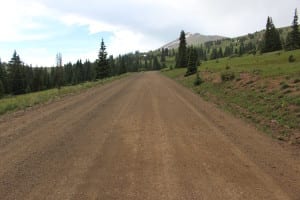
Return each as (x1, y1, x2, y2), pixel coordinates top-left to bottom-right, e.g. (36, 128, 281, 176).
(0, 72, 299, 200)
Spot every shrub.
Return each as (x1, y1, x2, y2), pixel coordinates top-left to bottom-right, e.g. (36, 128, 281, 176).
(194, 72, 203, 86)
(280, 82, 290, 90)
(288, 55, 296, 63)
(293, 78, 300, 83)
(221, 71, 235, 81)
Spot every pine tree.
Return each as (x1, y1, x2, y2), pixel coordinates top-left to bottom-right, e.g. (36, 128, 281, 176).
(8, 51, 26, 94)
(185, 46, 198, 76)
(176, 30, 188, 68)
(210, 48, 218, 60)
(286, 9, 300, 50)
(0, 59, 5, 97)
(119, 56, 127, 75)
(55, 53, 63, 89)
(218, 47, 223, 58)
(239, 42, 245, 56)
(262, 17, 282, 53)
(96, 38, 110, 79)
(0, 80, 4, 98)
(153, 56, 161, 70)
(160, 48, 166, 64)
(0, 59, 6, 90)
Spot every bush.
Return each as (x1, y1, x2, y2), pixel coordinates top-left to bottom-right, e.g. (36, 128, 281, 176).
(293, 78, 300, 83)
(194, 72, 203, 86)
(221, 71, 235, 81)
(280, 82, 290, 90)
(288, 55, 296, 63)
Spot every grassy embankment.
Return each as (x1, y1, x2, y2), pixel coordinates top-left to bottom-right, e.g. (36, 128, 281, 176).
(162, 50, 300, 143)
(0, 73, 129, 116)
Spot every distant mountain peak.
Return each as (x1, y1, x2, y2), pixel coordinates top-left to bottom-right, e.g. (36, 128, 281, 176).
(161, 33, 227, 49)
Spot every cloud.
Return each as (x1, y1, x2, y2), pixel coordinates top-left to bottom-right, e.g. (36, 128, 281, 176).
(40, 0, 299, 37)
(0, 0, 55, 42)
(59, 13, 162, 55)
(0, 0, 299, 66)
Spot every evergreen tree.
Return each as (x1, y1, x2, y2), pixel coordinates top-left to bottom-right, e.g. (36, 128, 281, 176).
(55, 53, 63, 89)
(0, 80, 4, 98)
(24, 66, 33, 92)
(210, 48, 218, 60)
(8, 51, 26, 94)
(160, 48, 166, 64)
(176, 30, 188, 68)
(119, 56, 127, 74)
(96, 38, 110, 79)
(63, 62, 73, 84)
(286, 9, 300, 50)
(239, 42, 245, 56)
(153, 56, 161, 70)
(262, 17, 282, 53)
(84, 60, 96, 81)
(0, 59, 7, 93)
(224, 46, 232, 57)
(185, 46, 198, 76)
(218, 47, 223, 58)
(0, 59, 5, 97)
(108, 55, 117, 76)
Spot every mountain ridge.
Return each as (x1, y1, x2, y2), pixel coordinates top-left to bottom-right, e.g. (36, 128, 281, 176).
(161, 33, 227, 49)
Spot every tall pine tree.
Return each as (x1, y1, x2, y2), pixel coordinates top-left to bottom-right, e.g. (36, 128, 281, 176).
(96, 38, 110, 79)
(185, 46, 198, 76)
(55, 53, 63, 89)
(0, 59, 4, 97)
(286, 9, 300, 50)
(262, 17, 282, 53)
(8, 51, 26, 94)
(176, 30, 188, 68)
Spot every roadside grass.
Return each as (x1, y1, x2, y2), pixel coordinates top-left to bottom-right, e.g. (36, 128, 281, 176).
(162, 49, 300, 143)
(201, 50, 300, 77)
(0, 73, 129, 116)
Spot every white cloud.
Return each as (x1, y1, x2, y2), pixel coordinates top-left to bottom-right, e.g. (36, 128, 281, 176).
(0, 0, 54, 42)
(108, 29, 162, 55)
(60, 14, 117, 34)
(0, 0, 299, 66)
(59, 13, 162, 55)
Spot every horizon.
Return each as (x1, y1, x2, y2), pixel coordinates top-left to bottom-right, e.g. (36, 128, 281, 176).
(0, 0, 298, 67)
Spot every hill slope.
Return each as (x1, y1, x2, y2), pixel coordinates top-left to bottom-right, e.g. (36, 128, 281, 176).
(162, 49, 300, 143)
(161, 33, 227, 49)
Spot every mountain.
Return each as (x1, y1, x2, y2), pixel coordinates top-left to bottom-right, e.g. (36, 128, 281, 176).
(161, 33, 227, 49)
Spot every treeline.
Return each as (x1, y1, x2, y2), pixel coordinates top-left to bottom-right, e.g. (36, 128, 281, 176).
(175, 8, 300, 62)
(0, 39, 166, 98)
(0, 51, 98, 96)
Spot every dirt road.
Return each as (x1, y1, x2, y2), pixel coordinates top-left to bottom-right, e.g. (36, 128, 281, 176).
(0, 72, 299, 200)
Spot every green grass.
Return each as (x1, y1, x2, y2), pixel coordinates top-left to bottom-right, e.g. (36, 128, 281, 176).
(200, 50, 300, 77)
(0, 73, 130, 116)
(162, 49, 300, 141)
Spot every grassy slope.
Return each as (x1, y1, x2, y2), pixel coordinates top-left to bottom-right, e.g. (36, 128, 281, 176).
(0, 73, 129, 116)
(162, 50, 300, 143)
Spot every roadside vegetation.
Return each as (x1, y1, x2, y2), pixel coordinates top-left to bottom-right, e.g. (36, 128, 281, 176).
(0, 73, 129, 116)
(162, 49, 300, 144)
(161, 9, 300, 144)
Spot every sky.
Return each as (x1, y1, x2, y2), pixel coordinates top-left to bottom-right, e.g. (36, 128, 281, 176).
(0, 0, 298, 67)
